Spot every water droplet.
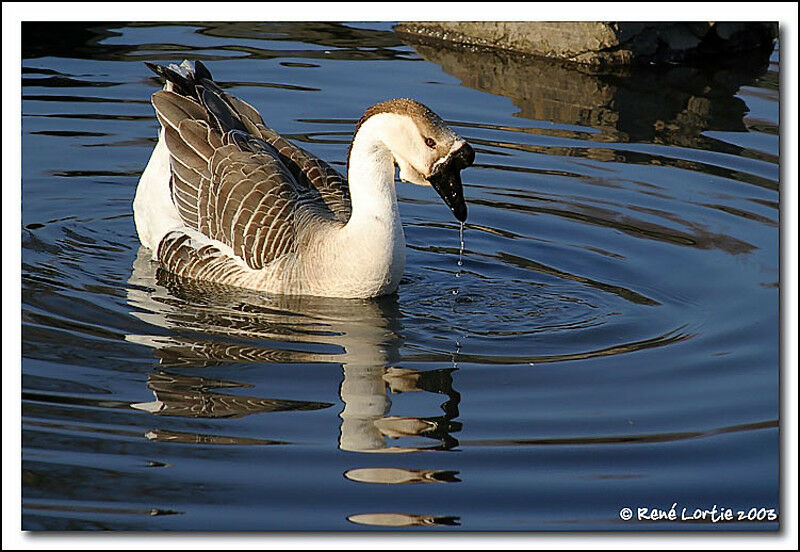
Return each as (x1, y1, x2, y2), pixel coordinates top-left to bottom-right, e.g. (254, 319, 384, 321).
(457, 221, 465, 267)
(449, 221, 468, 369)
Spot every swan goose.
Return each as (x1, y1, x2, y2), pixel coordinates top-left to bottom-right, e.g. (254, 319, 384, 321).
(133, 60, 474, 298)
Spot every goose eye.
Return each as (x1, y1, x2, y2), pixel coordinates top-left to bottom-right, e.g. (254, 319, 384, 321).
(424, 137, 436, 148)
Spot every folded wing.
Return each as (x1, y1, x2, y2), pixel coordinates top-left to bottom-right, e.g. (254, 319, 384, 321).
(146, 61, 352, 274)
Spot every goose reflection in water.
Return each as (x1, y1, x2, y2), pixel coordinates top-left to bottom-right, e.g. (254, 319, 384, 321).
(126, 246, 461, 452)
(130, 371, 331, 420)
(347, 512, 460, 528)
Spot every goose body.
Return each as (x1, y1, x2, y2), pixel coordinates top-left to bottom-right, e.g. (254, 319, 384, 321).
(133, 60, 473, 298)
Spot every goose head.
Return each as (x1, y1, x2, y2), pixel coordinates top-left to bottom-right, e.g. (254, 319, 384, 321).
(351, 99, 474, 222)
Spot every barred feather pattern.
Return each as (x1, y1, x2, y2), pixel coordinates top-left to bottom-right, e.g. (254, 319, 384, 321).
(143, 372, 331, 418)
(224, 94, 351, 222)
(149, 73, 352, 285)
(157, 231, 256, 286)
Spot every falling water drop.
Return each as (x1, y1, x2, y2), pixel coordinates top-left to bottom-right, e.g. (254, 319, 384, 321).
(452, 222, 465, 295)
(449, 222, 467, 370)
(457, 221, 465, 272)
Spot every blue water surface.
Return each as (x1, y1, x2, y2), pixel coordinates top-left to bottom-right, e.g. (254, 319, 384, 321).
(21, 22, 779, 531)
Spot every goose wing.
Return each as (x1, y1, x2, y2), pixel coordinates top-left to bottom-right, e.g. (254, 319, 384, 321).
(148, 61, 348, 271)
(154, 89, 302, 269)
(222, 93, 352, 222)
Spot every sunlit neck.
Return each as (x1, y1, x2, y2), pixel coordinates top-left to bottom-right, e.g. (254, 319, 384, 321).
(345, 115, 404, 225)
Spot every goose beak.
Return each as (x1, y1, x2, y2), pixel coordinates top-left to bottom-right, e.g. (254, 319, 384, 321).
(428, 142, 474, 222)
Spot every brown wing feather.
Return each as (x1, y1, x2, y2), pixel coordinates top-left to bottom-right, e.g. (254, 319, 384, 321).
(224, 95, 351, 221)
(153, 90, 304, 270)
(157, 230, 257, 287)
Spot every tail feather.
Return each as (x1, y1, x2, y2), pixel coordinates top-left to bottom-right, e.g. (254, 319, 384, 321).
(145, 61, 198, 98)
(146, 60, 249, 137)
(198, 85, 249, 134)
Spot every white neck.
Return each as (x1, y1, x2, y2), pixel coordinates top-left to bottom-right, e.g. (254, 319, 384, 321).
(315, 114, 405, 297)
(345, 114, 401, 228)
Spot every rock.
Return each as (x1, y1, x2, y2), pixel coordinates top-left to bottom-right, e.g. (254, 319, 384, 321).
(394, 22, 778, 66)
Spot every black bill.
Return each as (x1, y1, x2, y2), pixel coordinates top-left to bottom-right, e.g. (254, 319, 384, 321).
(428, 142, 474, 222)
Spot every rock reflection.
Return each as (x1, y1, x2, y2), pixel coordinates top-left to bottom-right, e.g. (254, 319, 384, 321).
(402, 37, 772, 151)
(22, 21, 410, 63)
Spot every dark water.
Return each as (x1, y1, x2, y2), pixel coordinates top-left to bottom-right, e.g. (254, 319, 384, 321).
(21, 22, 780, 531)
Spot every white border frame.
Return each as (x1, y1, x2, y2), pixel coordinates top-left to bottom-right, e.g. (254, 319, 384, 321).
(3, 3, 797, 549)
